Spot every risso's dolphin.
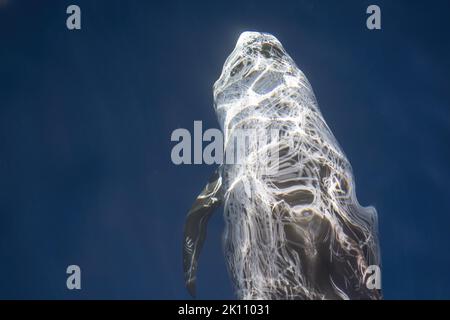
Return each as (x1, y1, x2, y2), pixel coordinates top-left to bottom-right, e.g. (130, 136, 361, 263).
(183, 31, 381, 300)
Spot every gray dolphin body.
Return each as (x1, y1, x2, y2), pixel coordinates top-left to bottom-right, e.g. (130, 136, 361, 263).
(183, 32, 381, 300)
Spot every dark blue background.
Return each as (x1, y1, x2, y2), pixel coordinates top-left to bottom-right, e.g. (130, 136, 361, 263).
(1, 0, 449, 299)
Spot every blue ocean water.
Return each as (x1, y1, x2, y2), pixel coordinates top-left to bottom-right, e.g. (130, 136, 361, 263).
(0, 0, 449, 299)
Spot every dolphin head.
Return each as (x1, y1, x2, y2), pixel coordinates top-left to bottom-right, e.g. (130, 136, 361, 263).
(212, 32, 297, 130)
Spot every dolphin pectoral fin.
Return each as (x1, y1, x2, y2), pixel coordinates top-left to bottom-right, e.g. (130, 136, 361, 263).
(183, 170, 222, 298)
